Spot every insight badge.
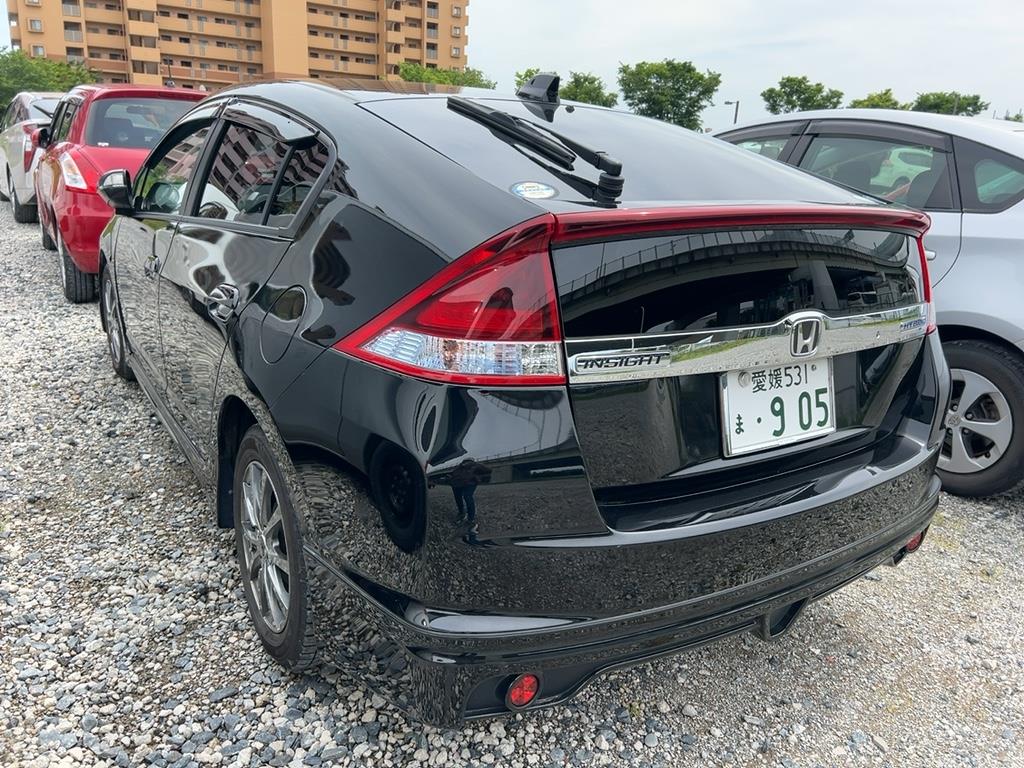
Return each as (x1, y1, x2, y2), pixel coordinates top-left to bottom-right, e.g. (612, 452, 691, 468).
(572, 351, 671, 374)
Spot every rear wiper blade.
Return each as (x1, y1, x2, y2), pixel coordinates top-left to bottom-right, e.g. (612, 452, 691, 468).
(447, 97, 624, 205)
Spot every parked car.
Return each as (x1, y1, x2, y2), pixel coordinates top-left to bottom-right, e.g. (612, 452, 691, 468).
(0, 90, 62, 223)
(34, 85, 205, 303)
(718, 111, 1024, 497)
(96, 80, 948, 726)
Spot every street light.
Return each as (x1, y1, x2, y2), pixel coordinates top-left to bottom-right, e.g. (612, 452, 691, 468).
(724, 100, 740, 125)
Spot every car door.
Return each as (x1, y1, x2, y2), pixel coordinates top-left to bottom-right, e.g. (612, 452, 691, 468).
(116, 105, 221, 394)
(157, 103, 322, 461)
(789, 120, 963, 285)
(35, 99, 72, 216)
(0, 99, 17, 194)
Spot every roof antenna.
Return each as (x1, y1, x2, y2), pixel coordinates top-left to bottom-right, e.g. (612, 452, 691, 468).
(516, 72, 560, 105)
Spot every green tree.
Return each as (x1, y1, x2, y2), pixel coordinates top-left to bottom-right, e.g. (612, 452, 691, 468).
(560, 71, 617, 108)
(0, 48, 97, 105)
(514, 68, 541, 89)
(848, 88, 904, 110)
(761, 75, 843, 114)
(397, 62, 496, 89)
(907, 91, 989, 116)
(1005, 111, 1023, 123)
(617, 59, 720, 130)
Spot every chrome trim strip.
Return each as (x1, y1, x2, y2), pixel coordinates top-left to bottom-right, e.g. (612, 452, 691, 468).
(566, 304, 928, 384)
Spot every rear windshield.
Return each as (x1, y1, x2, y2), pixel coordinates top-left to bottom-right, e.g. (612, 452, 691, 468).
(85, 97, 193, 149)
(29, 98, 59, 119)
(362, 97, 869, 207)
(553, 228, 919, 338)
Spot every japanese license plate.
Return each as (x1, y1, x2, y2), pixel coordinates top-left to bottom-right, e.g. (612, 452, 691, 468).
(721, 359, 835, 456)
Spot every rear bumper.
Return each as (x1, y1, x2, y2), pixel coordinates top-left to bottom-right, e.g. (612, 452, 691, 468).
(56, 190, 111, 274)
(303, 452, 939, 726)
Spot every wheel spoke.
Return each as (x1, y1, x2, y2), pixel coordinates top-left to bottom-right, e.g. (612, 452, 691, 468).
(949, 429, 982, 473)
(955, 369, 996, 414)
(965, 417, 1013, 453)
(266, 544, 289, 573)
(264, 564, 288, 628)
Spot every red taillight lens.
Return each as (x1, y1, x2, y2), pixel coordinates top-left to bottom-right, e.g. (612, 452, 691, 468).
(506, 673, 540, 709)
(335, 215, 565, 386)
(22, 124, 36, 173)
(905, 530, 925, 553)
(917, 237, 937, 335)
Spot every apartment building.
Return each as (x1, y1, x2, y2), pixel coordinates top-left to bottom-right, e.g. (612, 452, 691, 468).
(5, 0, 469, 90)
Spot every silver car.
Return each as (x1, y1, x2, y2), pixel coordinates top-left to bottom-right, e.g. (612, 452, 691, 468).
(718, 110, 1024, 497)
(0, 91, 63, 223)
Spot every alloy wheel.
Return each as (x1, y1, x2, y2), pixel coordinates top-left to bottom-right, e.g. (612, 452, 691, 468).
(939, 368, 1014, 474)
(240, 460, 290, 633)
(103, 276, 123, 368)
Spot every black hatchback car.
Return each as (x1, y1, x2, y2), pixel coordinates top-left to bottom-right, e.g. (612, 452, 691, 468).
(96, 79, 949, 725)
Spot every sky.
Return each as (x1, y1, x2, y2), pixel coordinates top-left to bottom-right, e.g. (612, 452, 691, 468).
(467, 0, 1024, 131)
(3, 1, 1020, 131)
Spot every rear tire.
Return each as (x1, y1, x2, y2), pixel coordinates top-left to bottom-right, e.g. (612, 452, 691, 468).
(40, 209, 56, 251)
(10, 181, 36, 224)
(57, 229, 96, 303)
(233, 425, 319, 672)
(937, 340, 1024, 497)
(101, 266, 135, 382)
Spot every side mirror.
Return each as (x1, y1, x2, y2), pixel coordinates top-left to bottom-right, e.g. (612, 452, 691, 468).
(32, 127, 49, 150)
(97, 169, 134, 214)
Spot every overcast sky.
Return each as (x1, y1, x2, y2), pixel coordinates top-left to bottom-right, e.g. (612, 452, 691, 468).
(4, 1, 1020, 130)
(468, 0, 1024, 130)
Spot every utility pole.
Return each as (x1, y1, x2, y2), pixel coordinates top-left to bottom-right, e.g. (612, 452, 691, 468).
(724, 100, 740, 124)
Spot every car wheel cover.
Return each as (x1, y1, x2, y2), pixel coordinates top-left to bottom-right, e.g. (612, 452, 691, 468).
(240, 460, 290, 633)
(104, 277, 123, 367)
(939, 367, 1014, 474)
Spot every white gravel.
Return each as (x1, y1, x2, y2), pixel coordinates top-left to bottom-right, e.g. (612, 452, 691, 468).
(1, 202, 1022, 768)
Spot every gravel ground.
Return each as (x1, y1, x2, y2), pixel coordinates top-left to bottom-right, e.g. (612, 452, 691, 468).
(1, 201, 1022, 768)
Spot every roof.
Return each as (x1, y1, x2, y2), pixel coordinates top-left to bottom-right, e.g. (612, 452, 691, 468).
(722, 109, 1024, 156)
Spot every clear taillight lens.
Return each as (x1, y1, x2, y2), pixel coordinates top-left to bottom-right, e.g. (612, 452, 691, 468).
(335, 215, 566, 386)
(917, 238, 937, 334)
(59, 152, 89, 191)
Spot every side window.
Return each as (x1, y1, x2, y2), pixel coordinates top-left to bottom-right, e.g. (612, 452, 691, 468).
(264, 140, 330, 228)
(52, 104, 78, 143)
(0, 102, 15, 131)
(135, 122, 213, 215)
(954, 137, 1024, 213)
(735, 137, 790, 161)
(799, 135, 954, 210)
(196, 123, 288, 224)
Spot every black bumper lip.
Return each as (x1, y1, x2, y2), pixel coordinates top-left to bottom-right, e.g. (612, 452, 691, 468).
(304, 469, 940, 726)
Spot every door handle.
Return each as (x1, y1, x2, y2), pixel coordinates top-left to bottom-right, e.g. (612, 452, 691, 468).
(924, 249, 937, 261)
(208, 283, 240, 322)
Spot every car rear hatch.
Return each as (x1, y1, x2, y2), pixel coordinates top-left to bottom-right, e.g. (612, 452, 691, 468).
(548, 204, 935, 532)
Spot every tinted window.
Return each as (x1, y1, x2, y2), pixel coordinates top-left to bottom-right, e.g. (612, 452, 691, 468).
(264, 140, 330, 228)
(1, 102, 15, 131)
(735, 137, 789, 160)
(136, 123, 212, 215)
(363, 98, 860, 207)
(29, 98, 59, 120)
(953, 137, 1024, 213)
(85, 97, 192, 149)
(800, 135, 954, 210)
(196, 123, 288, 224)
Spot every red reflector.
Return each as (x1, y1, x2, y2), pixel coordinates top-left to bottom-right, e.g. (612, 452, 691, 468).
(905, 531, 925, 553)
(506, 673, 540, 709)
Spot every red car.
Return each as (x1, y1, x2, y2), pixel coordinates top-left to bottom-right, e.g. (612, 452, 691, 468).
(34, 85, 204, 302)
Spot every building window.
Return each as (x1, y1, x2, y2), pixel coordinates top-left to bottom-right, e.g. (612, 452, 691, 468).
(127, 9, 154, 22)
(452, 5, 462, 16)
(28, 18, 44, 32)
(451, 25, 461, 36)
(451, 46, 460, 57)
(31, 45, 46, 57)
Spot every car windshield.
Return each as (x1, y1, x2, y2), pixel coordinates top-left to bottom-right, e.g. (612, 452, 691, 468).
(85, 97, 193, 149)
(29, 98, 59, 119)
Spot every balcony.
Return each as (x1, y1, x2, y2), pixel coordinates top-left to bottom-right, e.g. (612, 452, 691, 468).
(84, 7, 124, 25)
(62, 3, 82, 17)
(87, 57, 129, 74)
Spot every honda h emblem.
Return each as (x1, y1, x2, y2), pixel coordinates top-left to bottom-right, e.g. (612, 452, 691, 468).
(790, 317, 822, 358)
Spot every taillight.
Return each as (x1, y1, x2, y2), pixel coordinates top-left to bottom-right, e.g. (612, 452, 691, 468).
(917, 238, 937, 335)
(59, 151, 91, 191)
(21, 125, 35, 173)
(334, 215, 565, 386)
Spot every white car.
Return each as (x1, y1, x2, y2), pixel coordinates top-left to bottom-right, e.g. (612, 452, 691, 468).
(0, 91, 63, 223)
(718, 110, 1024, 497)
